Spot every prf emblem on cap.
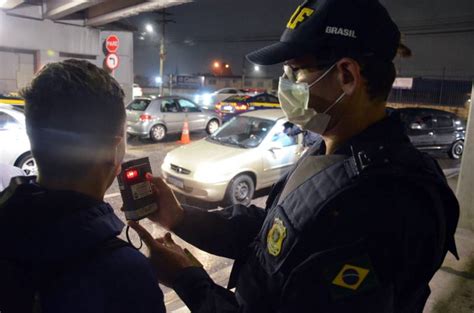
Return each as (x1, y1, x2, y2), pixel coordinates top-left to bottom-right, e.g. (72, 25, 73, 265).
(287, 5, 314, 30)
(267, 218, 287, 256)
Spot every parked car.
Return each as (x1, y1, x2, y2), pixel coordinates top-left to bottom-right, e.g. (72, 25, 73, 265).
(0, 106, 37, 175)
(391, 108, 465, 159)
(126, 96, 221, 142)
(216, 93, 281, 122)
(161, 109, 303, 206)
(194, 88, 248, 109)
(0, 94, 24, 107)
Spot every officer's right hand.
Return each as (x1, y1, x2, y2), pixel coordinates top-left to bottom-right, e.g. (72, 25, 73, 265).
(145, 173, 184, 230)
(128, 221, 197, 287)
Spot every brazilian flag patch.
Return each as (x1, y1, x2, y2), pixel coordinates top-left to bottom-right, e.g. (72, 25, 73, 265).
(323, 255, 379, 300)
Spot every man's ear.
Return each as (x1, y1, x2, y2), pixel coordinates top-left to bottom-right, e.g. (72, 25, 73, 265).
(335, 58, 362, 96)
(107, 136, 125, 176)
(113, 136, 125, 165)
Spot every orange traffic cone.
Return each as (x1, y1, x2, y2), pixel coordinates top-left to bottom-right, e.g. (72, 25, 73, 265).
(179, 118, 191, 144)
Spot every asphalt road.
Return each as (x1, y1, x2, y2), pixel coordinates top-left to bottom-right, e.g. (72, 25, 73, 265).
(106, 131, 462, 312)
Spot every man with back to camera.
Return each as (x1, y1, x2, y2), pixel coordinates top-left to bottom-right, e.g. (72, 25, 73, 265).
(0, 60, 165, 313)
(129, 0, 460, 312)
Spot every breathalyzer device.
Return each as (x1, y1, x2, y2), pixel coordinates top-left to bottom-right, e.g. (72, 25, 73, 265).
(117, 157, 157, 249)
(117, 157, 157, 221)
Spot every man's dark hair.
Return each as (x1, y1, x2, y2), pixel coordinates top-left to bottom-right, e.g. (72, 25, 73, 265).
(316, 55, 395, 103)
(356, 57, 396, 103)
(316, 45, 412, 103)
(21, 59, 126, 178)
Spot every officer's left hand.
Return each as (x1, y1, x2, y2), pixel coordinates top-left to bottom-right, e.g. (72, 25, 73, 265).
(128, 221, 201, 287)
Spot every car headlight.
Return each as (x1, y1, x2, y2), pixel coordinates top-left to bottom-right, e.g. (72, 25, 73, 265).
(162, 154, 171, 168)
(194, 163, 227, 183)
(202, 93, 212, 106)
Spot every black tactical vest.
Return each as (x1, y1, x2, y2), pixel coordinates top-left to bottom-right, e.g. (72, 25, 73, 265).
(230, 142, 459, 313)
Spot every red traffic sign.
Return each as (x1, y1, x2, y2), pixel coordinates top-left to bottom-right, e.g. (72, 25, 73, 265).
(105, 53, 120, 70)
(105, 35, 120, 53)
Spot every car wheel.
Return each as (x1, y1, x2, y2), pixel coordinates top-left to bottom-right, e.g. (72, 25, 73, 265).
(449, 140, 463, 159)
(206, 119, 220, 134)
(16, 152, 37, 176)
(225, 174, 255, 206)
(150, 124, 167, 142)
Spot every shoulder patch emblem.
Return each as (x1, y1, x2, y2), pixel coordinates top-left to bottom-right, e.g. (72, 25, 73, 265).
(332, 264, 369, 290)
(267, 217, 287, 256)
(324, 255, 379, 300)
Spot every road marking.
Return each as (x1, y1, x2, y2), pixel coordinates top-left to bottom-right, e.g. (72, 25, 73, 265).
(104, 192, 121, 199)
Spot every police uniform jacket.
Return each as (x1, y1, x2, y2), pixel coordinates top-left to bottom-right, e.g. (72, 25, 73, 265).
(171, 115, 459, 313)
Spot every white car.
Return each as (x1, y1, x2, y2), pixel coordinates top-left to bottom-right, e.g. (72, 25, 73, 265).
(195, 88, 248, 110)
(0, 105, 37, 175)
(161, 109, 303, 206)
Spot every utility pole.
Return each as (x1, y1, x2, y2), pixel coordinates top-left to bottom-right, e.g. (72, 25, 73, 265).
(169, 74, 173, 95)
(241, 56, 246, 88)
(155, 10, 175, 96)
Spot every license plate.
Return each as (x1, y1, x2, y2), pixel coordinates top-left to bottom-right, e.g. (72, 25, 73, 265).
(167, 176, 184, 189)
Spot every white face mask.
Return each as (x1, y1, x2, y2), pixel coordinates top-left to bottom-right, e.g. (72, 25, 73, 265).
(278, 63, 345, 134)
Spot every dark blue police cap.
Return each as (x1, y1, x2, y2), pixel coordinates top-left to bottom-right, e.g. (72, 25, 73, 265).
(247, 0, 401, 65)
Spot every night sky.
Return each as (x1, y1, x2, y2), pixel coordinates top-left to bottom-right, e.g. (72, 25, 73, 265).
(131, 0, 474, 80)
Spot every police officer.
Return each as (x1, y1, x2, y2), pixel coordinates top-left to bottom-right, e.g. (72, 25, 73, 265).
(283, 121, 322, 149)
(130, 0, 460, 312)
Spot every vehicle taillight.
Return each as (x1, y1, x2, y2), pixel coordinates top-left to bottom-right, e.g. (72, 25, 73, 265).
(235, 104, 248, 111)
(139, 114, 152, 121)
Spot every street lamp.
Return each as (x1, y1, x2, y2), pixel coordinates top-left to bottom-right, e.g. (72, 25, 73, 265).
(225, 64, 230, 69)
(155, 76, 162, 85)
(146, 24, 154, 33)
(254, 65, 260, 72)
(213, 61, 220, 68)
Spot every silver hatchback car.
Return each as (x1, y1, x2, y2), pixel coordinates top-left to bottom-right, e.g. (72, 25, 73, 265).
(126, 96, 221, 142)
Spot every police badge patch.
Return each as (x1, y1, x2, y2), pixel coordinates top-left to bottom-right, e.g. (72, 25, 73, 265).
(267, 217, 287, 256)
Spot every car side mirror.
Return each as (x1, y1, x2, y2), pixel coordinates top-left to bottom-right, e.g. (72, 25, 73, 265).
(410, 122, 423, 130)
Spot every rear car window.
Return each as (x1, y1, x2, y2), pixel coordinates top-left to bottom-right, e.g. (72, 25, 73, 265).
(400, 112, 434, 129)
(127, 99, 150, 111)
(268, 95, 279, 103)
(178, 99, 200, 112)
(252, 95, 267, 102)
(436, 116, 453, 128)
(224, 96, 250, 102)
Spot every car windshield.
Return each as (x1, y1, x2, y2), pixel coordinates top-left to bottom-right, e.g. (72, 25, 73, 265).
(126, 99, 151, 111)
(208, 116, 275, 148)
(223, 96, 249, 103)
